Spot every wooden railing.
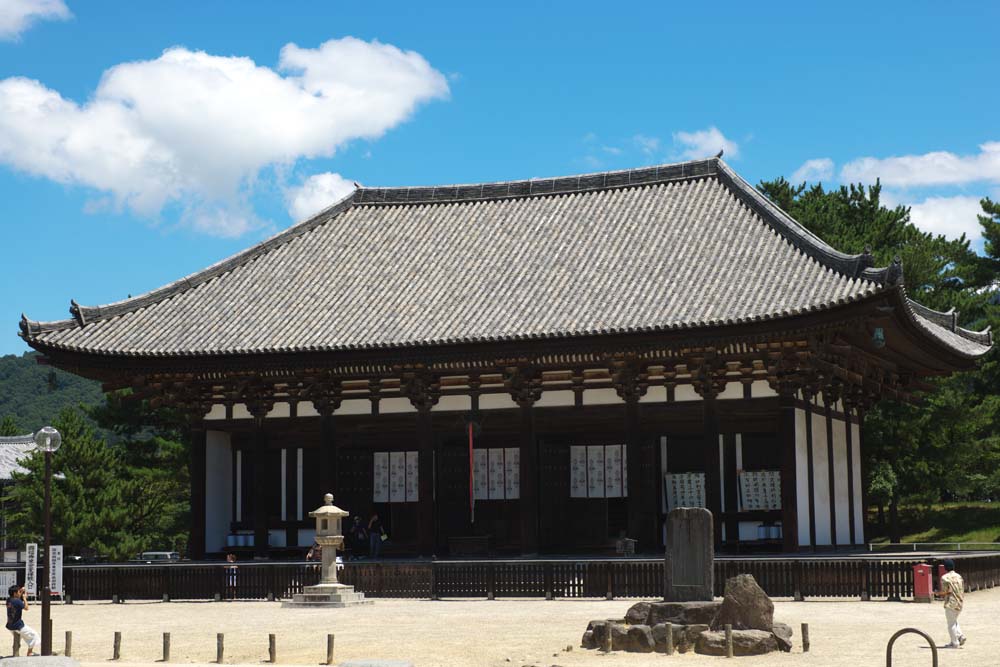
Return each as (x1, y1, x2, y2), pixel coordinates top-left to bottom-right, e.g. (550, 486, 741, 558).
(4, 554, 998, 602)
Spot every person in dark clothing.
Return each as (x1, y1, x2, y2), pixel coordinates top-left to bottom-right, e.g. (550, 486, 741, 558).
(6, 585, 37, 655)
(350, 516, 368, 560)
(368, 512, 384, 559)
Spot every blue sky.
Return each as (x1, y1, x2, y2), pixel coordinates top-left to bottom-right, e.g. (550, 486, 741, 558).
(1, 0, 998, 356)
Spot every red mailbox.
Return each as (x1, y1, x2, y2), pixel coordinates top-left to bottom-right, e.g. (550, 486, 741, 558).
(913, 564, 933, 603)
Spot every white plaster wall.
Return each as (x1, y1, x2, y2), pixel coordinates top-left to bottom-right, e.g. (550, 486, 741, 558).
(718, 382, 743, 400)
(267, 402, 290, 419)
(833, 417, 851, 545)
(739, 521, 764, 541)
(380, 397, 416, 414)
(204, 404, 226, 421)
(433, 395, 472, 412)
(811, 411, 831, 546)
(480, 393, 518, 410)
(795, 408, 811, 547)
(298, 401, 320, 418)
(232, 404, 252, 420)
(298, 528, 316, 548)
(852, 421, 865, 544)
(205, 430, 233, 553)
(534, 391, 574, 408)
(268, 529, 286, 548)
(582, 388, 622, 405)
(674, 385, 700, 401)
(337, 399, 370, 415)
(751, 381, 778, 398)
(639, 385, 667, 404)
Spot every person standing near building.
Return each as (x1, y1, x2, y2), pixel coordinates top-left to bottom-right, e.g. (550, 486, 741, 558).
(6, 585, 38, 656)
(936, 559, 966, 648)
(224, 553, 239, 600)
(368, 512, 384, 560)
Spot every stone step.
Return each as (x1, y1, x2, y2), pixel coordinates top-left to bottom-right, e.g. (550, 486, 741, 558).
(281, 599, 375, 608)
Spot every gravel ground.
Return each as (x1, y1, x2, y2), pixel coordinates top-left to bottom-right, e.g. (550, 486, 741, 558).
(10, 588, 998, 667)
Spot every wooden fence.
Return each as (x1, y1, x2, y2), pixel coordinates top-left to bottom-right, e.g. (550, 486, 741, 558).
(4, 554, 1000, 602)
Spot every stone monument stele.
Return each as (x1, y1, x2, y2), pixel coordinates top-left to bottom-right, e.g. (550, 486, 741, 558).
(281, 493, 372, 608)
(664, 507, 714, 602)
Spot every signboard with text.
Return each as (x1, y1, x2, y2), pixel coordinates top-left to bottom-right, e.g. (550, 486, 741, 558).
(24, 543, 37, 597)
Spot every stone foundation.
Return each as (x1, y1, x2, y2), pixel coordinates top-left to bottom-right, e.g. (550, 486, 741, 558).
(281, 583, 373, 608)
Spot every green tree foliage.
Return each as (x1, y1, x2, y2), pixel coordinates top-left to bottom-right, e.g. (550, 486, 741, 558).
(4, 401, 189, 561)
(759, 181, 1000, 540)
(0, 352, 103, 431)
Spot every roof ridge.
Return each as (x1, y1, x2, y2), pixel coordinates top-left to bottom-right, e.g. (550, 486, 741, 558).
(905, 297, 992, 345)
(0, 435, 35, 445)
(353, 157, 718, 205)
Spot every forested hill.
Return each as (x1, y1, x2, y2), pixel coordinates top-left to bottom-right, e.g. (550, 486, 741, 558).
(0, 351, 104, 433)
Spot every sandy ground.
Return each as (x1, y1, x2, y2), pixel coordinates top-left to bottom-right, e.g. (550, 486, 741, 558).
(11, 589, 1000, 667)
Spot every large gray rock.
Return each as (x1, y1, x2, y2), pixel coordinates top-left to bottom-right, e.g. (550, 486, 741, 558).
(0, 660, 79, 667)
(624, 601, 651, 625)
(665, 507, 714, 601)
(712, 574, 774, 631)
(772, 622, 794, 652)
(624, 625, 655, 653)
(655, 600, 720, 626)
(695, 629, 778, 656)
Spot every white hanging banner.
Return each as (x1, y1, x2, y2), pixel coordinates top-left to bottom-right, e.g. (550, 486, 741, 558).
(405, 451, 419, 502)
(48, 545, 63, 596)
(504, 447, 520, 500)
(389, 451, 406, 503)
(622, 445, 628, 498)
(473, 449, 489, 500)
(373, 452, 389, 503)
(604, 445, 623, 498)
(487, 448, 505, 500)
(587, 446, 605, 498)
(570, 446, 588, 498)
(0, 571, 15, 595)
(24, 543, 37, 597)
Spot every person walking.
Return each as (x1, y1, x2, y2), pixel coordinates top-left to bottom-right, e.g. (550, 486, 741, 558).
(224, 553, 239, 600)
(368, 512, 384, 560)
(936, 558, 966, 648)
(6, 585, 38, 656)
(350, 516, 368, 560)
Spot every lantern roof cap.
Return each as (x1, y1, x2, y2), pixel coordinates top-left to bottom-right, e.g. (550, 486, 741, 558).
(309, 492, 348, 518)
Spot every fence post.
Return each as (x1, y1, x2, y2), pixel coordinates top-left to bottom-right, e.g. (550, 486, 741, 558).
(544, 562, 554, 600)
(162, 632, 170, 662)
(217, 633, 224, 664)
(862, 561, 871, 601)
(113, 631, 121, 660)
(268, 633, 276, 663)
(326, 634, 334, 665)
(65, 630, 72, 658)
(430, 562, 438, 601)
(801, 623, 810, 652)
(488, 563, 496, 601)
(606, 563, 614, 601)
(793, 561, 804, 601)
(13, 632, 20, 656)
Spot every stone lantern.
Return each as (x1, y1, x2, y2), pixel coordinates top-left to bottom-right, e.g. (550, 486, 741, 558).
(283, 493, 372, 608)
(312, 493, 347, 584)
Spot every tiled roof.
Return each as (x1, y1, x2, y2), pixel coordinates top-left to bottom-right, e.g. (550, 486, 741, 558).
(0, 435, 34, 480)
(18, 158, 991, 359)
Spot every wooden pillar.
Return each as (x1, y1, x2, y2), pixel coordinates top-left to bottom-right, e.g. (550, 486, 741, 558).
(824, 392, 838, 548)
(723, 433, 739, 550)
(318, 412, 337, 499)
(625, 396, 644, 547)
(417, 408, 435, 556)
(189, 426, 207, 560)
(253, 417, 269, 558)
(803, 392, 817, 551)
(284, 447, 296, 549)
(518, 399, 539, 555)
(702, 391, 722, 550)
(844, 398, 857, 546)
(778, 389, 799, 552)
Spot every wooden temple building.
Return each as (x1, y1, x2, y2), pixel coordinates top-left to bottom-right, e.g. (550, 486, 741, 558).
(18, 157, 991, 558)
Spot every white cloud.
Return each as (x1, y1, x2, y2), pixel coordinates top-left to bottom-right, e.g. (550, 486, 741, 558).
(287, 172, 356, 221)
(0, 37, 448, 236)
(792, 158, 834, 183)
(840, 142, 1000, 187)
(0, 0, 70, 41)
(633, 134, 660, 156)
(906, 195, 984, 241)
(673, 126, 739, 160)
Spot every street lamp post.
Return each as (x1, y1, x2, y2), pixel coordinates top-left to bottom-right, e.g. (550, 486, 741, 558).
(34, 426, 61, 657)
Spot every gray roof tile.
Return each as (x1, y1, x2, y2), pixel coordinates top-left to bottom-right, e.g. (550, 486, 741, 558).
(18, 158, 991, 359)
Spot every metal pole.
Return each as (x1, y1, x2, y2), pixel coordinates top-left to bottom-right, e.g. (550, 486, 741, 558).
(41, 450, 52, 656)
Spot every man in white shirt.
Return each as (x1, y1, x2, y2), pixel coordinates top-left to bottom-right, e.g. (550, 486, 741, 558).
(935, 559, 966, 648)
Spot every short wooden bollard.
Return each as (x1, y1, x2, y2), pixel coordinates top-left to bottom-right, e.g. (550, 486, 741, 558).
(162, 632, 171, 662)
(326, 634, 335, 665)
(216, 633, 224, 663)
(268, 634, 277, 663)
(65, 631, 73, 658)
(801, 623, 810, 653)
(12, 632, 20, 656)
(664, 622, 674, 656)
(725, 624, 733, 658)
(113, 631, 122, 660)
